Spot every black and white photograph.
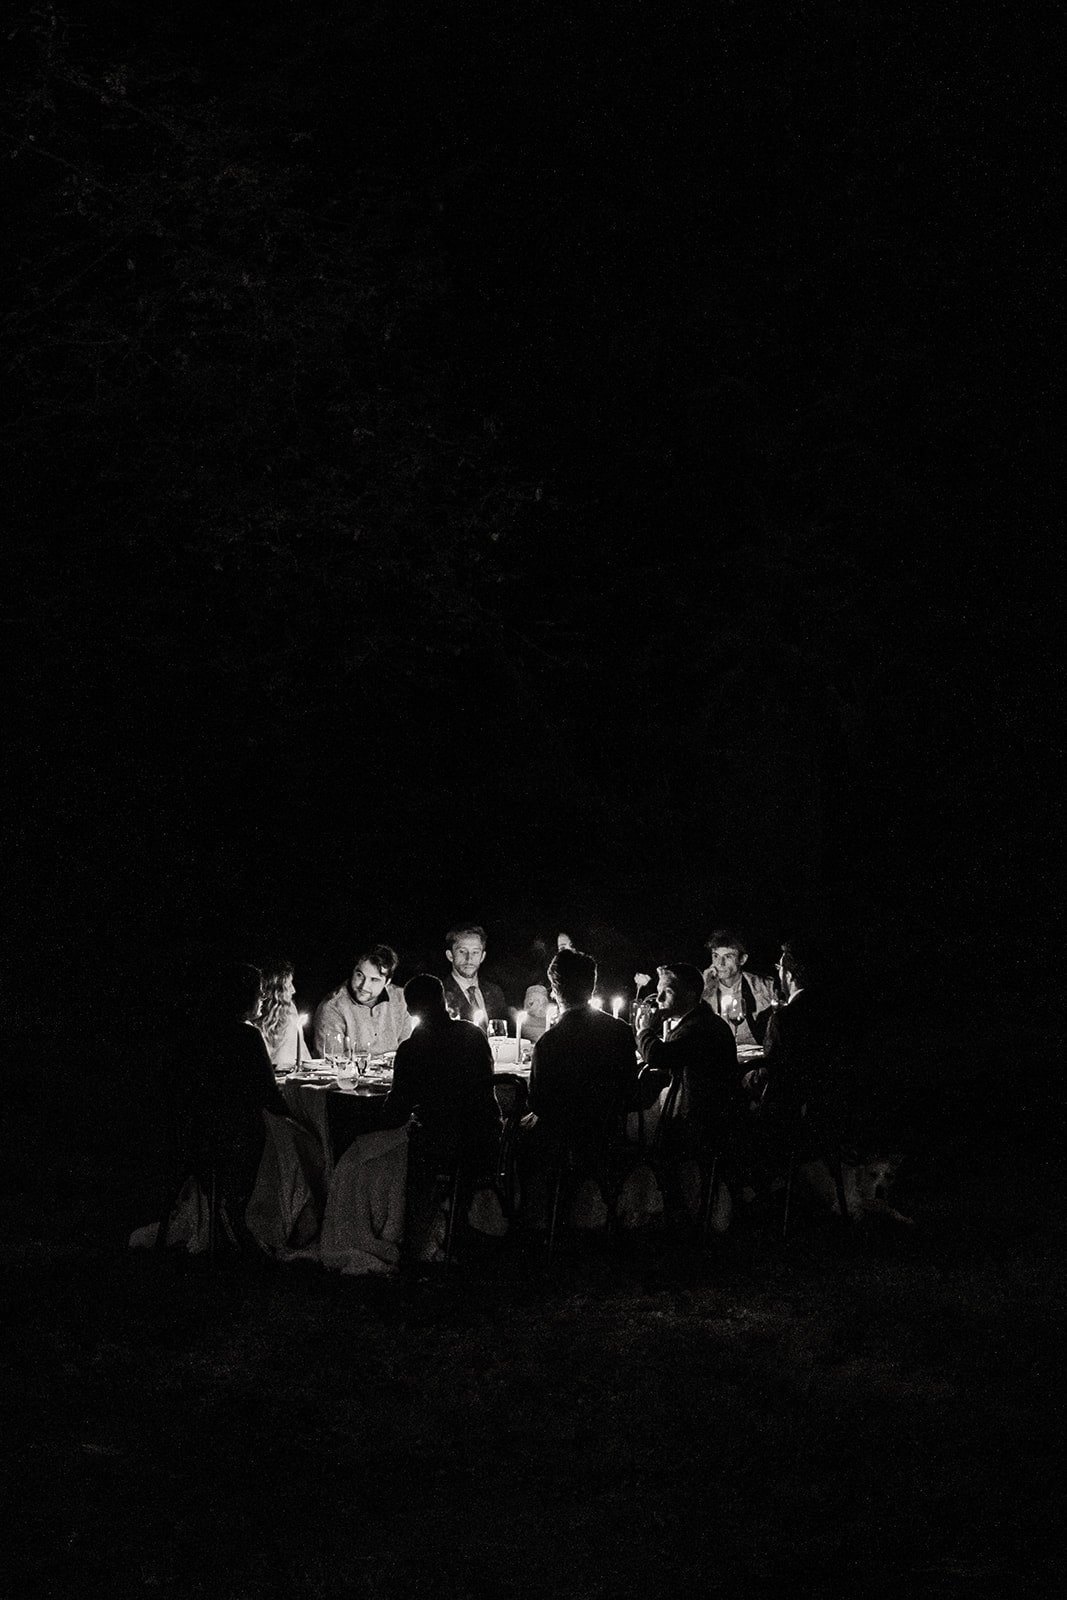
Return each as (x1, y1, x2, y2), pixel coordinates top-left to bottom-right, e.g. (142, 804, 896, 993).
(6, 3, 1060, 1595)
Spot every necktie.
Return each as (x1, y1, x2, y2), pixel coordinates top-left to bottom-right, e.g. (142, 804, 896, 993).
(468, 984, 482, 1018)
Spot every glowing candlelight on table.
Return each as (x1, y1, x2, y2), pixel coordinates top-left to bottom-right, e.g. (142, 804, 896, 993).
(473, 1008, 487, 1029)
(295, 1013, 309, 1064)
(410, 1016, 420, 1028)
(515, 1010, 526, 1045)
(590, 996, 604, 1011)
(611, 996, 624, 1019)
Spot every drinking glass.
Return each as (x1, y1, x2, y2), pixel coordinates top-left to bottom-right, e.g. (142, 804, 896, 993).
(487, 1021, 508, 1041)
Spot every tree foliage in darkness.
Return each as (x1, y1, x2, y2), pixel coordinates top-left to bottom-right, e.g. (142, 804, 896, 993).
(6, 2, 1052, 955)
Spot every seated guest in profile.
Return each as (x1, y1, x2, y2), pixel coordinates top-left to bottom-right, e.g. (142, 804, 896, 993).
(380, 974, 502, 1257)
(183, 962, 289, 1240)
(313, 943, 413, 1057)
(527, 947, 639, 1156)
(521, 983, 551, 1043)
(442, 923, 507, 1022)
(701, 928, 777, 1048)
(635, 963, 738, 1159)
(748, 938, 841, 1119)
(253, 958, 307, 1068)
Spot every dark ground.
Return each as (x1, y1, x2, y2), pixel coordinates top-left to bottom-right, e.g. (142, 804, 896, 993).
(7, 1023, 1065, 1598)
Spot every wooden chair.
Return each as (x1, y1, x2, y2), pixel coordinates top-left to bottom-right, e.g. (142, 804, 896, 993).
(545, 1103, 641, 1260)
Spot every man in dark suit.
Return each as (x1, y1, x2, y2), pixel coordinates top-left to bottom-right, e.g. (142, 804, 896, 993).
(380, 973, 502, 1259)
(754, 939, 840, 1118)
(528, 946, 640, 1153)
(441, 923, 508, 1022)
(635, 962, 739, 1146)
(635, 962, 739, 1225)
(519, 946, 639, 1227)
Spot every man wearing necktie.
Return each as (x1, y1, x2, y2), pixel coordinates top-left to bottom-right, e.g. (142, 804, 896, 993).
(442, 923, 508, 1023)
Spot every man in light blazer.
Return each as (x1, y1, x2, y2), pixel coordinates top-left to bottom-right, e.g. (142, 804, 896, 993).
(701, 928, 777, 1048)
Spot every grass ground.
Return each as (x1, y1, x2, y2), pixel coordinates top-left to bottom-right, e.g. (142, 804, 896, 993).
(6, 1064, 1065, 1598)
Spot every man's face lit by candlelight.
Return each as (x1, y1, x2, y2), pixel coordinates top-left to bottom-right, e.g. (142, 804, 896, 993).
(448, 936, 486, 982)
(710, 945, 746, 987)
(655, 972, 685, 1018)
(351, 960, 388, 1005)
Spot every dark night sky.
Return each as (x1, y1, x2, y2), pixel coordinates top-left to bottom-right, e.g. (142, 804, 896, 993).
(5, 2, 1059, 1040)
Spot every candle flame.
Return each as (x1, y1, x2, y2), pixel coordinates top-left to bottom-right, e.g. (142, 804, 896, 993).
(473, 1008, 487, 1028)
(590, 996, 604, 1010)
(611, 996, 624, 1017)
(297, 1012, 309, 1027)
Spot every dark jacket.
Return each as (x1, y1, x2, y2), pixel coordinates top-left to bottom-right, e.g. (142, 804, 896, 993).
(442, 973, 508, 1023)
(183, 1020, 288, 1203)
(759, 988, 841, 1115)
(636, 1000, 738, 1139)
(529, 1007, 639, 1149)
(380, 1015, 501, 1167)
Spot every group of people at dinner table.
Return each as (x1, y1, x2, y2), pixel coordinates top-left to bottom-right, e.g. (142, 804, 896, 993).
(164, 922, 833, 1266)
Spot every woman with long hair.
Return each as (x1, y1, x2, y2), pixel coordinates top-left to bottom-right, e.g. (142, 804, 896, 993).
(254, 958, 307, 1067)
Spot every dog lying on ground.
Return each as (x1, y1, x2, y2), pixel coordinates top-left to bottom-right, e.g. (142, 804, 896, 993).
(799, 1154, 915, 1226)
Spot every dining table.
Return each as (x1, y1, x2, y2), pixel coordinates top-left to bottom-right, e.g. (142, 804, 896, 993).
(277, 1041, 533, 1170)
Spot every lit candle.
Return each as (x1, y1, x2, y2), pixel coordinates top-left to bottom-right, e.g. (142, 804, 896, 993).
(611, 996, 624, 1019)
(296, 1012, 309, 1064)
(590, 996, 604, 1011)
(473, 1008, 487, 1029)
(515, 1010, 526, 1046)
(410, 1016, 420, 1029)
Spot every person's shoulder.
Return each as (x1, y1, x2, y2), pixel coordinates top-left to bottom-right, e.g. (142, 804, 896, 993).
(316, 985, 346, 1010)
(694, 1000, 732, 1033)
(237, 1021, 270, 1057)
(455, 1018, 490, 1048)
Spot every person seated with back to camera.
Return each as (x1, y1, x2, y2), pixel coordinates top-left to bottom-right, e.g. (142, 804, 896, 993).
(634, 962, 740, 1225)
(313, 942, 413, 1058)
(518, 947, 640, 1224)
(253, 957, 308, 1068)
(180, 961, 291, 1246)
(745, 936, 844, 1125)
(379, 973, 502, 1259)
(442, 923, 508, 1022)
(701, 928, 778, 1049)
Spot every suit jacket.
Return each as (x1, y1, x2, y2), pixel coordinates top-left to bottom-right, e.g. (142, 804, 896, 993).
(529, 1007, 639, 1149)
(636, 1000, 738, 1135)
(760, 987, 841, 1114)
(442, 972, 508, 1023)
